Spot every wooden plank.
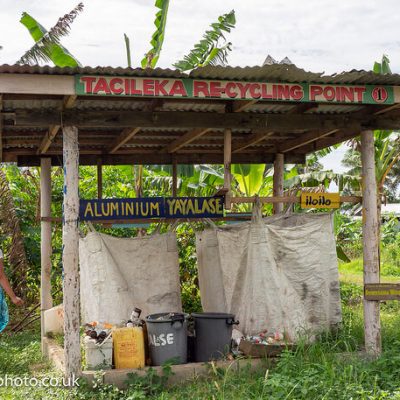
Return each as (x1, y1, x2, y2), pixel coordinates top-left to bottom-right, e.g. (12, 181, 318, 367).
(273, 153, 284, 214)
(0, 74, 74, 95)
(365, 283, 400, 301)
(361, 129, 381, 356)
(231, 195, 361, 204)
(14, 110, 373, 131)
(232, 99, 259, 112)
(63, 95, 77, 109)
(107, 127, 141, 154)
(62, 126, 81, 378)
(37, 125, 60, 155)
(232, 131, 274, 153)
(16, 152, 307, 166)
(279, 129, 340, 153)
(166, 128, 211, 153)
(224, 129, 232, 209)
(40, 157, 52, 352)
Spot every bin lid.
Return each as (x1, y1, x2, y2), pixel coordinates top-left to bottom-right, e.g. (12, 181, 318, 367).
(145, 312, 188, 323)
(191, 312, 235, 319)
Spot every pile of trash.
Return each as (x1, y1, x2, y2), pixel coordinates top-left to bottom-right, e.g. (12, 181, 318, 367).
(245, 330, 285, 345)
(83, 321, 113, 345)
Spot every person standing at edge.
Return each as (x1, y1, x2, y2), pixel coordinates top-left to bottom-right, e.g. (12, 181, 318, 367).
(0, 248, 24, 333)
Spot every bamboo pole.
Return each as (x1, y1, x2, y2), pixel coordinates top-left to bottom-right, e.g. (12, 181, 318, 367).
(40, 157, 52, 352)
(97, 158, 102, 199)
(361, 129, 381, 356)
(62, 126, 81, 378)
(224, 129, 232, 209)
(273, 153, 284, 214)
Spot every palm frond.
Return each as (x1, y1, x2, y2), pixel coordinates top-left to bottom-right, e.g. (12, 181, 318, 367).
(17, 3, 84, 66)
(142, 0, 170, 68)
(173, 10, 236, 72)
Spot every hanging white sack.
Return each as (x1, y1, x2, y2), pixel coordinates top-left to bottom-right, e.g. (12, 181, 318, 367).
(196, 211, 341, 338)
(79, 231, 182, 325)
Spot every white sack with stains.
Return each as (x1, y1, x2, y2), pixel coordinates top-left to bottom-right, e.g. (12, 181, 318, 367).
(196, 212, 341, 339)
(79, 232, 182, 325)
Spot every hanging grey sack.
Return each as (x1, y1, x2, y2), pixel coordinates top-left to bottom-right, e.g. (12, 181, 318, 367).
(79, 231, 182, 325)
(196, 210, 341, 339)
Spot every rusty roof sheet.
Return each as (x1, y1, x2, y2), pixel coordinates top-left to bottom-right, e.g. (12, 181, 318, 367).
(2, 63, 400, 86)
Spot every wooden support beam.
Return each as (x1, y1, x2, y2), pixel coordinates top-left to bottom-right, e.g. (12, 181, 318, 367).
(172, 159, 177, 197)
(224, 129, 232, 209)
(37, 125, 61, 155)
(279, 129, 340, 153)
(40, 157, 52, 352)
(273, 153, 284, 214)
(361, 129, 381, 356)
(108, 127, 141, 154)
(166, 128, 211, 153)
(230, 195, 362, 204)
(232, 131, 274, 153)
(16, 152, 307, 166)
(15, 110, 376, 131)
(97, 158, 103, 199)
(62, 126, 81, 378)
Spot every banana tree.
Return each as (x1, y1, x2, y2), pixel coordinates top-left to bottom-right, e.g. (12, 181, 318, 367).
(17, 3, 83, 67)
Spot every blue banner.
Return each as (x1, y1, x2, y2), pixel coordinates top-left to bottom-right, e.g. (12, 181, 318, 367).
(80, 197, 224, 221)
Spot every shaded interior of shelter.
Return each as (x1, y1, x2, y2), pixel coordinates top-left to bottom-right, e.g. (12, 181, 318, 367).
(2, 63, 400, 167)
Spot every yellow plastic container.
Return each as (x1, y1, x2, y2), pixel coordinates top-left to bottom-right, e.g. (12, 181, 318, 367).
(113, 327, 145, 369)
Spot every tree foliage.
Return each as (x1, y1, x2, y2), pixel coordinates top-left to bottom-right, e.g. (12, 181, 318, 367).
(173, 10, 236, 71)
(17, 3, 83, 66)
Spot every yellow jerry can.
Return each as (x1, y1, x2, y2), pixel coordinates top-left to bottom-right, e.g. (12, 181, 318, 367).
(113, 327, 145, 369)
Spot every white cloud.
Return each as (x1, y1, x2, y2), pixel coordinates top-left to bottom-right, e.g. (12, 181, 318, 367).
(0, 0, 399, 72)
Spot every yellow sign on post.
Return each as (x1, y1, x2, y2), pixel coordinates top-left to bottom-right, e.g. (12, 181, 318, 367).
(300, 192, 340, 209)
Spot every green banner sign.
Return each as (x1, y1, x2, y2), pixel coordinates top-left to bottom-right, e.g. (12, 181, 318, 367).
(75, 75, 394, 105)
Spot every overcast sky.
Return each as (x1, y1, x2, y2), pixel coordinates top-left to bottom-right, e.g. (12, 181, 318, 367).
(1, 0, 400, 73)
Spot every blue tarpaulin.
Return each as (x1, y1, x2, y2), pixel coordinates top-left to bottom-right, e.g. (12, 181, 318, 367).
(0, 287, 9, 333)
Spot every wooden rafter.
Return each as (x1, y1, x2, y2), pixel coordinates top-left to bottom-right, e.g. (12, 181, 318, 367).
(232, 99, 259, 112)
(278, 128, 341, 153)
(165, 128, 211, 153)
(37, 95, 77, 155)
(232, 131, 274, 153)
(107, 127, 141, 154)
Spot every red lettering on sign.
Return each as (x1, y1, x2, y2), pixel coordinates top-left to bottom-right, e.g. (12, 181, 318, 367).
(310, 86, 323, 101)
(169, 81, 187, 97)
(143, 79, 154, 95)
(154, 80, 168, 96)
(125, 79, 131, 95)
(80, 76, 97, 93)
(324, 86, 336, 101)
(93, 78, 111, 94)
(277, 85, 290, 100)
(225, 82, 237, 98)
(236, 83, 252, 98)
(249, 83, 261, 99)
(354, 87, 366, 102)
(340, 87, 354, 102)
(290, 85, 304, 101)
(130, 79, 142, 95)
(209, 81, 223, 97)
(193, 81, 209, 97)
(261, 84, 273, 99)
(109, 78, 123, 95)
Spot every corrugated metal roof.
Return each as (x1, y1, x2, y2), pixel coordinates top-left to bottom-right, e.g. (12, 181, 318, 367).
(2, 63, 400, 85)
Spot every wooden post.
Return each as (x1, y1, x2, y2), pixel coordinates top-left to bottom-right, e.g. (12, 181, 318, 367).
(273, 153, 284, 214)
(172, 159, 178, 197)
(62, 126, 81, 378)
(361, 129, 381, 356)
(40, 157, 52, 351)
(97, 158, 103, 199)
(224, 129, 232, 209)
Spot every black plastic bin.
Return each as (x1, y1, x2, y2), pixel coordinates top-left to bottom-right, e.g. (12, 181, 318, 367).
(192, 312, 239, 362)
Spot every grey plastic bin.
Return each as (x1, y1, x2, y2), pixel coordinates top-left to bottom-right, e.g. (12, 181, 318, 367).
(192, 312, 239, 362)
(145, 312, 188, 366)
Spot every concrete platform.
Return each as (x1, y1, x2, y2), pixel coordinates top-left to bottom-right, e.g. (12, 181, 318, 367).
(43, 337, 273, 389)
